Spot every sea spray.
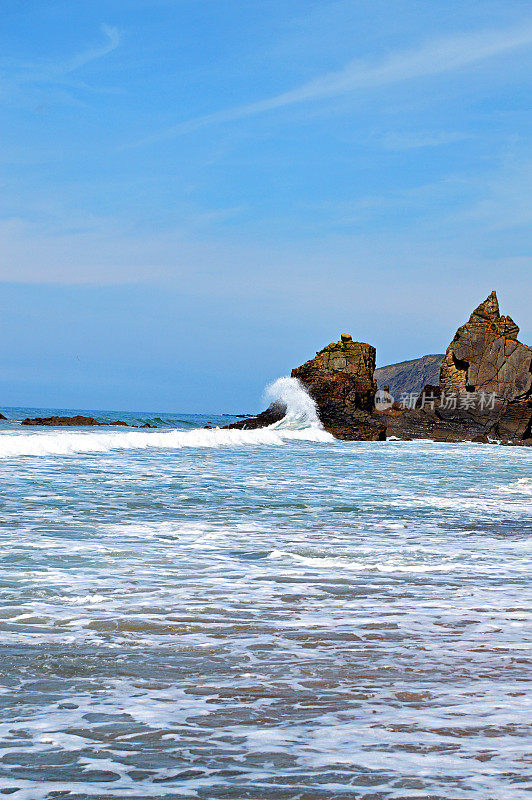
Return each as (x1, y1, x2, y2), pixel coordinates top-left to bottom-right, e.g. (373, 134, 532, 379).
(263, 376, 323, 431)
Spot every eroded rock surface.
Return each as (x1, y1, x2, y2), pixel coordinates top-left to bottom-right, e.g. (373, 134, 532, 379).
(291, 335, 385, 440)
(225, 292, 531, 444)
(440, 291, 532, 400)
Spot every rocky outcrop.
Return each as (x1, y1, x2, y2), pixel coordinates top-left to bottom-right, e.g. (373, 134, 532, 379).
(378, 292, 532, 444)
(21, 416, 130, 427)
(374, 354, 443, 397)
(440, 291, 532, 400)
(226, 335, 385, 440)
(290, 334, 385, 440)
(226, 291, 531, 444)
(225, 402, 287, 431)
(0, 413, 7, 420)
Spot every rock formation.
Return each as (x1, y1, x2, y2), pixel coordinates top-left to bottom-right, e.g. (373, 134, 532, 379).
(228, 291, 531, 445)
(228, 335, 386, 440)
(225, 403, 286, 431)
(290, 335, 385, 440)
(440, 291, 531, 400)
(0, 413, 7, 421)
(379, 292, 532, 443)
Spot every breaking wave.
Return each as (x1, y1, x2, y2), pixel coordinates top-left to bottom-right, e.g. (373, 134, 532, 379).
(264, 376, 323, 430)
(0, 378, 331, 458)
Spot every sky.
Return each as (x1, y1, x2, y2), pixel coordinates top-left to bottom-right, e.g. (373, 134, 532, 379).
(1, 0, 531, 413)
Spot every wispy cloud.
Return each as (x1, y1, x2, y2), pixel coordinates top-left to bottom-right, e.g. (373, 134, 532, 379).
(380, 131, 473, 151)
(135, 21, 532, 146)
(2, 24, 121, 93)
(62, 23, 121, 75)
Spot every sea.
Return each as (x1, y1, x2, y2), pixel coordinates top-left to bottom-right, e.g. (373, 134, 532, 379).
(0, 378, 530, 800)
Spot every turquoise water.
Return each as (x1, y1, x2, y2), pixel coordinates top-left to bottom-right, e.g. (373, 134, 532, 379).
(0, 401, 531, 799)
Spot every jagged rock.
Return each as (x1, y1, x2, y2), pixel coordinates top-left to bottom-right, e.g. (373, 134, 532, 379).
(378, 292, 532, 443)
(0, 413, 7, 420)
(495, 399, 532, 440)
(292, 337, 377, 410)
(226, 292, 531, 444)
(440, 290, 532, 400)
(21, 416, 129, 427)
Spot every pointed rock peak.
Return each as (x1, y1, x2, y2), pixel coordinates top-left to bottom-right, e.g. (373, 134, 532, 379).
(471, 290, 500, 321)
(501, 315, 520, 340)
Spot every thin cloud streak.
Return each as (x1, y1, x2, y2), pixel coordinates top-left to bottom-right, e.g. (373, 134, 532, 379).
(2, 24, 121, 89)
(136, 21, 532, 146)
(64, 24, 121, 74)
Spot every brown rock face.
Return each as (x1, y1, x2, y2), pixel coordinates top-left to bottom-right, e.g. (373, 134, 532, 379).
(293, 338, 377, 410)
(291, 337, 385, 440)
(440, 291, 532, 401)
(225, 336, 385, 440)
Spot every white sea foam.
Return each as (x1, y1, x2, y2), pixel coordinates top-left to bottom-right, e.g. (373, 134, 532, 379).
(496, 477, 532, 495)
(264, 376, 324, 430)
(0, 428, 332, 458)
(0, 425, 334, 458)
(268, 549, 463, 573)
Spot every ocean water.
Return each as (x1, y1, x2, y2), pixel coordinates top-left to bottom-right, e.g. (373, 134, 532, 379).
(0, 381, 531, 799)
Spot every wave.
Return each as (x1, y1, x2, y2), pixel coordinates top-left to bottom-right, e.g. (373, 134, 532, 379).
(496, 477, 532, 495)
(264, 376, 323, 430)
(268, 549, 461, 573)
(0, 425, 333, 459)
(0, 378, 332, 458)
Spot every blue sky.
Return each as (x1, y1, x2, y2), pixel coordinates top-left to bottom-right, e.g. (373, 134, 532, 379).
(1, 0, 531, 412)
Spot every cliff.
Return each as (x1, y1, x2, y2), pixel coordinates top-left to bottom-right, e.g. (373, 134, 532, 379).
(374, 354, 443, 397)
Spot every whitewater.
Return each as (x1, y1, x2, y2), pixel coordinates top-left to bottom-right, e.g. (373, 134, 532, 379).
(0, 377, 531, 799)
